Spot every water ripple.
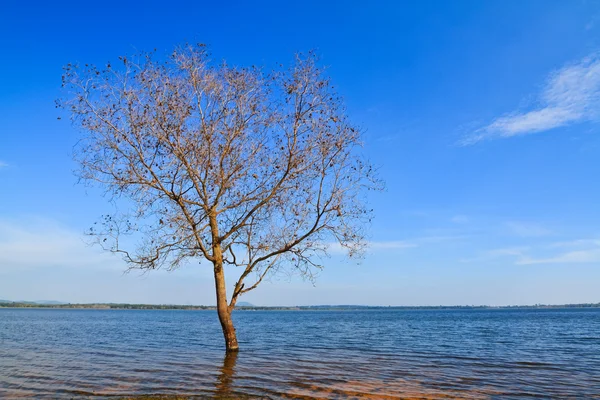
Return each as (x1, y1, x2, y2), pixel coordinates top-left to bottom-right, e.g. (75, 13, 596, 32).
(1, 308, 599, 398)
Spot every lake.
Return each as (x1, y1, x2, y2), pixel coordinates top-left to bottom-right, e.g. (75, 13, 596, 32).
(1, 308, 599, 398)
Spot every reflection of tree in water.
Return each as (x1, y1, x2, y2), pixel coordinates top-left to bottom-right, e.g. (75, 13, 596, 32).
(215, 350, 238, 398)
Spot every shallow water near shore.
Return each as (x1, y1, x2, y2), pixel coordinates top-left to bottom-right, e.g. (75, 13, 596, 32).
(1, 308, 599, 399)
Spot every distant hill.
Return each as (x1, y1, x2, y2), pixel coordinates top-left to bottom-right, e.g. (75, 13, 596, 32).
(1, 300, 599, 310)
(34, 300, 65, 305)
(0, 300, 65, 305)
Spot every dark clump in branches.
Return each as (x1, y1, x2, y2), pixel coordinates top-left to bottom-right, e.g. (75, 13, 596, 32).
(60, 45, 381, 351)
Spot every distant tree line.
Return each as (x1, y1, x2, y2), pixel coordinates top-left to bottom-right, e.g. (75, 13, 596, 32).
(1, 302, 599, 310)
(0, 302, 213, 310)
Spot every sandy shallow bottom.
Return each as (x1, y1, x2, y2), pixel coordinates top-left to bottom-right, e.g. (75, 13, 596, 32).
(0, 377, 529, 399)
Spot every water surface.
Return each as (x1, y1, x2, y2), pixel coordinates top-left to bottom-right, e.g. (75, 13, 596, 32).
(1, 308, 599, 398)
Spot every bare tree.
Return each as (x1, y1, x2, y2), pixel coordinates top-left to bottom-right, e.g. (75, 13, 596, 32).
(60, 45, 381, 352)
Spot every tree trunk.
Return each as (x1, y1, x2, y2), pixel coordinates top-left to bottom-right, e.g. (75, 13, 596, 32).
(214, 263, 239, 352)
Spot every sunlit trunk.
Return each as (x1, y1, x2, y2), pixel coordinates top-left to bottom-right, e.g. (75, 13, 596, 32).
(214, 263, 239, 352)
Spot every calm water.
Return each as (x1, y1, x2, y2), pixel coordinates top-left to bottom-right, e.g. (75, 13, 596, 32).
(1, 308, 599, 399)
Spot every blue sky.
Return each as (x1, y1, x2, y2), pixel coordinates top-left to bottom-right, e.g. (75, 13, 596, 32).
(2, 0, 600, 306)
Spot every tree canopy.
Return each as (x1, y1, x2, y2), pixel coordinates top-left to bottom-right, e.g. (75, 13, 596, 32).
(60, 45, 381, 350)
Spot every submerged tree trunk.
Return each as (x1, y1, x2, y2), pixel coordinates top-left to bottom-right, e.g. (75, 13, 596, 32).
(216, 346, 238, 396)
(214, 262, 239, 352)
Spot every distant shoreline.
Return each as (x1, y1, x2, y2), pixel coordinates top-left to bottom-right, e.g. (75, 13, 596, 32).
(1, 302, 599, 311)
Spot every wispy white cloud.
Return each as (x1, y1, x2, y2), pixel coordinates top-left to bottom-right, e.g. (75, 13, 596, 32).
(520, 237, 600, 265)
(327, 231, 470, 256)
(506, 221, 553, 238)
(517, 248, 600, 265)
(486, 246, 529, 257)
(327, 240, 417, 255)
(549, 239, 600, 248)
(0, 161, 8, 168)
(0, 218, 119, 270)
(586, 14, 600, 31)
(369, 240, 418, 250)
(464, 239, 600, 266)
(459, 246, 529, 263)
(450, 215, 469, 224)
(462, 52, 600, 145)
(418, 234, 468, 244)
